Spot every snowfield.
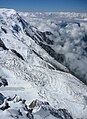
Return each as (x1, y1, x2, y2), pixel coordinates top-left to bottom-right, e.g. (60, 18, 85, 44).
(0, 8, 87, 119)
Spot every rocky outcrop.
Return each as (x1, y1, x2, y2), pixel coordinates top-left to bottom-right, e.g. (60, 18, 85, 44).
(0, 95, 73, 119)
(0, 38, 8, 50)
(0, 93, 5, 105)
(29, 99, 73, 119)
(11, 49, 24, 61)
(0, 76, 8, 87)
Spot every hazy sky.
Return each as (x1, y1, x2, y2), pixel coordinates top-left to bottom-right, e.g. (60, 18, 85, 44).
(0, 0, 87, 12)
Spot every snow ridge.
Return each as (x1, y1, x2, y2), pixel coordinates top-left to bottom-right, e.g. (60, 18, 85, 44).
(0, 8, 87, 119)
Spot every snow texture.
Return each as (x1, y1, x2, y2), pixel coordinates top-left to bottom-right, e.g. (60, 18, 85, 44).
(0, 8, 87, 119)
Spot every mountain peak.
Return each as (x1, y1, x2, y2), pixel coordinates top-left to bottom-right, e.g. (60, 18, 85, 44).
(0, 9, 87, 119)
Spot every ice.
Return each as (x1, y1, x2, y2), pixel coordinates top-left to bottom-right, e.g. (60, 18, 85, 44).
(0, 8, 87, 119)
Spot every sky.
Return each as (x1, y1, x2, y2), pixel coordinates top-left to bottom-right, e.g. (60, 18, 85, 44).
(0, 0, 87, 12)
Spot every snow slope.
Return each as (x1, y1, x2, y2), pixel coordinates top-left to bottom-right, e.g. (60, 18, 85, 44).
(20, 12, 87, 84)
(0, 8, 87, 119)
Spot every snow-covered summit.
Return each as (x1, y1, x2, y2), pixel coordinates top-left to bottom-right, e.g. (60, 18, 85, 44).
(0, 8, 17, 20)
(0, 8, 87, 119)
(0, 8, 16, 14)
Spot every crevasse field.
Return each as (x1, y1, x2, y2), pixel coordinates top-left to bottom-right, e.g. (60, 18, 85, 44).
(0, 9, 87, 119)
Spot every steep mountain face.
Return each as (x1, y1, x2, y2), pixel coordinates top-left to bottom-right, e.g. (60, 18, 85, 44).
(0, 8, 87, 119)
(20, 12, 87, 84)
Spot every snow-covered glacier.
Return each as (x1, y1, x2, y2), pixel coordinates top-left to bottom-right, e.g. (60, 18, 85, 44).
(0, 8, 87, 119)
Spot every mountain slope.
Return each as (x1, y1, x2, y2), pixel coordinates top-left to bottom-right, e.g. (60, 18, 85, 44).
(20, 12, 87, 84)
(0, 8, 87, 119)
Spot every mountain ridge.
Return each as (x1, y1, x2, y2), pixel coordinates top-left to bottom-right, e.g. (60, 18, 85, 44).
(0, 8, 87, 119)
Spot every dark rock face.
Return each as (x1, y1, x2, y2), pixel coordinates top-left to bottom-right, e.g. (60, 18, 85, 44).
(0, 76, 8, 87)
(39, 42, 65, 63)
(30, 100, 73, 119)
(0, 38, 8, 50)
(1, 26, 7, 34)
(11, 49, 24, 60)
(12, 24, 21, 33)
(0, 93, 5, 105)
(0, 93, 73, 119)
(19, 16, 65, 64)
(37, 31, 54, 45)
(50, 108, 73, 119)
(0, 101, 10, 111)
(32, 50, 43, 60)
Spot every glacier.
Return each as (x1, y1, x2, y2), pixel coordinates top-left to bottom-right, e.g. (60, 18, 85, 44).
(0, 8, 87, 119)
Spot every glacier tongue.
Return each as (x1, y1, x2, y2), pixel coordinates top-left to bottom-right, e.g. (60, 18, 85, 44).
(0, 8, 87, 119)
